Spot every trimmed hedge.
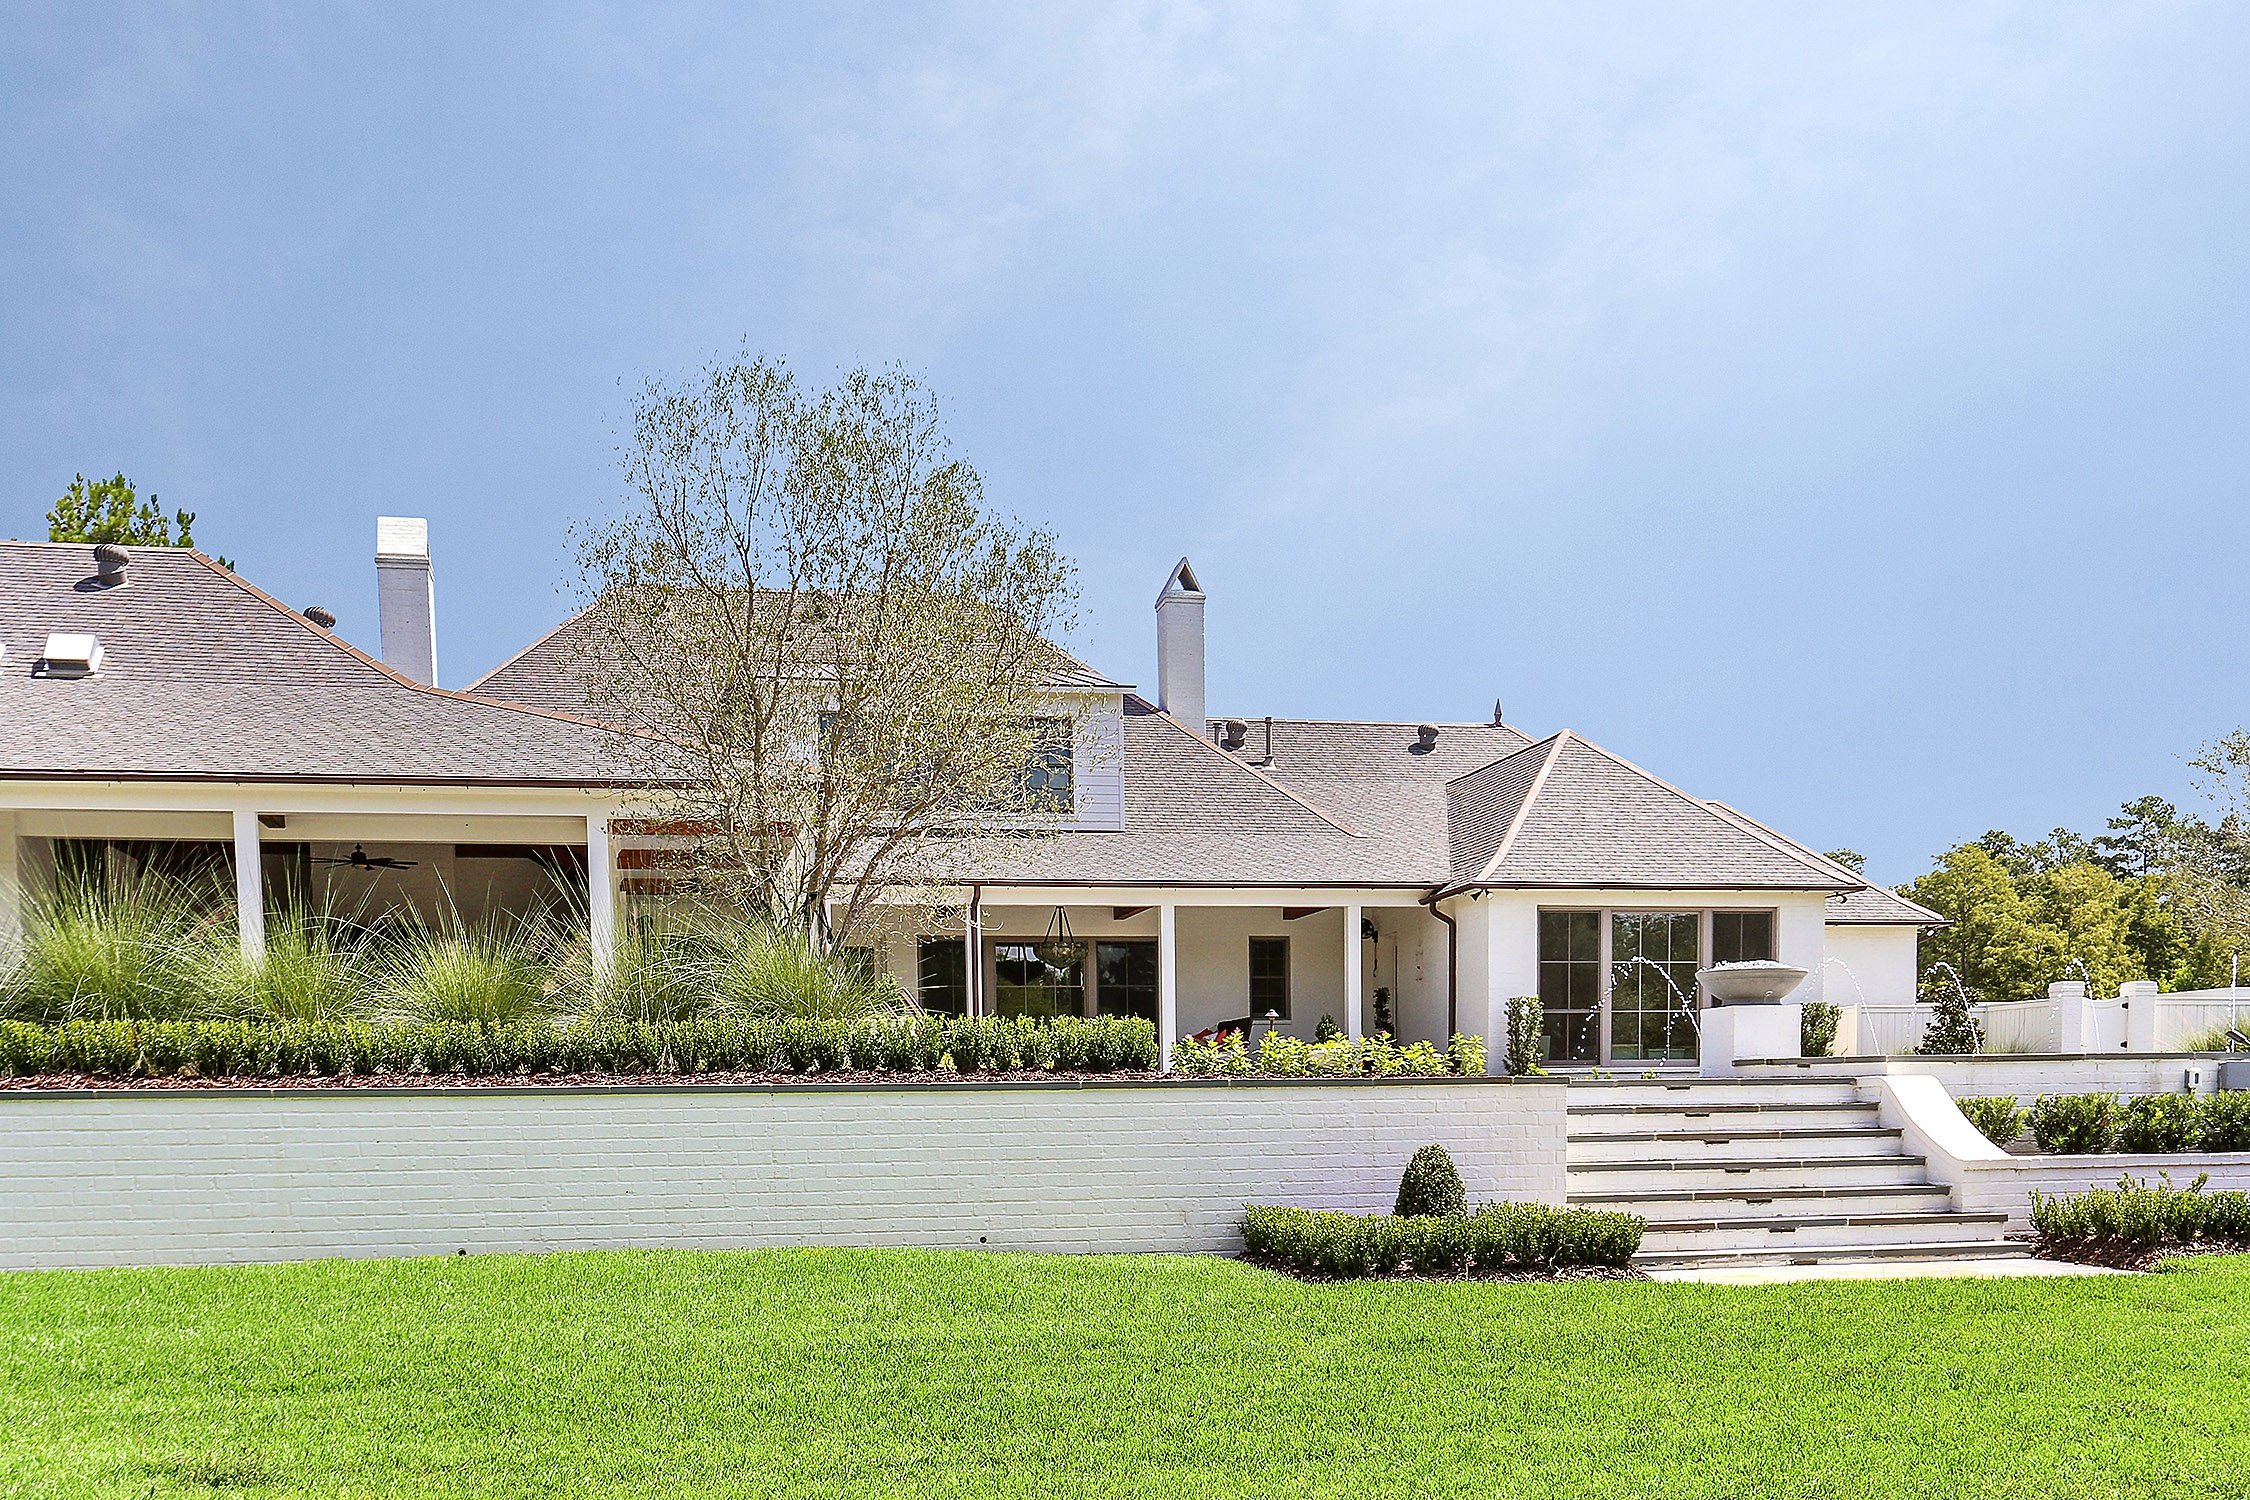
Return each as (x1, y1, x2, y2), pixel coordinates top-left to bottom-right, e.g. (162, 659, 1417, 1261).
(1173, 1030, 1485, 1079)
(0, 1014, 1157, 1081)
(2006, 1091, 2250, 1155)
(1242, 1201, 1642, 1278)
(2031, 1172, 2250, 1251)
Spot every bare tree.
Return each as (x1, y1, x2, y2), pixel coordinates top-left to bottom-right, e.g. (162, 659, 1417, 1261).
(573, 354, 1086, 947)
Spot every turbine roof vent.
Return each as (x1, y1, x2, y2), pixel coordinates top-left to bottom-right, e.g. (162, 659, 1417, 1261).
(91, 543, 130, 587)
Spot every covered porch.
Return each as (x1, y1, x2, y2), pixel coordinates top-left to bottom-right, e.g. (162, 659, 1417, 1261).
(859, 886, 1455, 1066)
(0, 783, 630, 969)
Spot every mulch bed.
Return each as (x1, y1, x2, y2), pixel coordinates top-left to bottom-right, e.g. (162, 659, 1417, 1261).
(0, 1069, 1166, 1092)
(1240, 1254, 1648, 1285)
(2035, 1238, 2250, 1271)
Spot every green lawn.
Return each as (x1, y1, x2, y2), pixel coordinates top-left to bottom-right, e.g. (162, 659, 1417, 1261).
(4, 1248, 2249, 1499)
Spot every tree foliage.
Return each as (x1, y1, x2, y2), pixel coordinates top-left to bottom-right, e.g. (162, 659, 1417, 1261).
(571, 353, 1084, 947)
(48, 472, 199, 549)
(1906, 787, 2250, 1002)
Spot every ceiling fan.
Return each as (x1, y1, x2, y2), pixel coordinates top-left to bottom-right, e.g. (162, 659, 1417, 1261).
(313, 843, 419, 871)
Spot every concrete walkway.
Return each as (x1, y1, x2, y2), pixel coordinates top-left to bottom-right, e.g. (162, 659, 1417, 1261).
(1646, 1254, 2129, 1285)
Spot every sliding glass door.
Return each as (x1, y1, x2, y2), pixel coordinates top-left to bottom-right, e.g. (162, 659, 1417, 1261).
(1534, 907, 1774, 1066)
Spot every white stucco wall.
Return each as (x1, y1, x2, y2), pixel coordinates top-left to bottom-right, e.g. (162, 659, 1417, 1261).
(1470, 889, 1836, 1005)
(0, 1079, 1568, 1271)
(1822, 924, 1921, 1006)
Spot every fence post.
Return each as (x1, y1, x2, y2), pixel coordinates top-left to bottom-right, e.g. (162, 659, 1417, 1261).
(2120, 979, 2161, 1052)
(2050, 981, 2091, 1054)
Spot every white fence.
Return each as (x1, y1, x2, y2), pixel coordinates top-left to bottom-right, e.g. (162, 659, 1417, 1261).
(1840, 984, 2250, 1057)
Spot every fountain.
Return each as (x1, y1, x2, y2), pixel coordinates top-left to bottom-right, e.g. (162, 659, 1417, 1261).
(1694, 959, 1810, 1078)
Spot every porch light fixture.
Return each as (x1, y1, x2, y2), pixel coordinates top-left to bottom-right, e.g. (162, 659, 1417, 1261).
(1044, 906, 1074, 946)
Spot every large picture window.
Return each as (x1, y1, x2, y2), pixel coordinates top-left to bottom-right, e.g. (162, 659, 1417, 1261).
(1608, 912, 1700, 1064)
(917, 937, 968, 1015)
(992, 940, 1086, 1019)
(1095, 940, 1158, 1023)
(1536, 910, 1602, 1063)
(1711, 910, 1776, 966)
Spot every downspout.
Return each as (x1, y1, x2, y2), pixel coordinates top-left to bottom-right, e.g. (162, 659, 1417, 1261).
(1423, 889, 1458, 1038)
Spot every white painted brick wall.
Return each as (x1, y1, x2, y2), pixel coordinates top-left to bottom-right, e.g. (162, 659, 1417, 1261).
(0, 1080, 1567, 1270)
(1948, 1154, 2250, 1226)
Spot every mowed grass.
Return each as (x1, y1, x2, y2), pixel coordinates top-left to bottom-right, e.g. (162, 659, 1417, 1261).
(4, 1248, 2250, 1499)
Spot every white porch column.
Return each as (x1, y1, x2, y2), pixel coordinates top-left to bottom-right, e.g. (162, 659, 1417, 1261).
(1344, 903, 1364, 1040)
(587, 812, 616, 976)
(966, 890, 984, 1017)
(0, 810, 21, 956)
(231, 808, 265, 963)
(1158, 901, 1179, 1071)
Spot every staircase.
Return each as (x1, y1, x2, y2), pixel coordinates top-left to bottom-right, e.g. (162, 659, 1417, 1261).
(1566, 1077, 2018, 1271)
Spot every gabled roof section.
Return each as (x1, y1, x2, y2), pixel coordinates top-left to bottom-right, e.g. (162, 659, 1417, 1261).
(1703, 801, 1946, 926)
(1442, 731, 1858, 892)
(471, 604, 1127, 718)
(0, 541, 645, 785)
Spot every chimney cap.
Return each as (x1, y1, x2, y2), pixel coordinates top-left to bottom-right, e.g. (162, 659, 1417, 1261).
(303, 606, 338, 629)
(1155, 556, 1203, 608)
(375, 516, 430, 561)
(91, 543, 129, 586)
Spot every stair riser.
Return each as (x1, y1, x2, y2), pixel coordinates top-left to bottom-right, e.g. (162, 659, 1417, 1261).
(1569, 1106, 1879, 1134)
(1573, 1190, 1954, 1221)
(1568, 1133, 1903, 1165)
(1569, 1084, 1864, 1108)
(1569, 1161, 1928, 1193)
(1638, 1218, 2006, 1254)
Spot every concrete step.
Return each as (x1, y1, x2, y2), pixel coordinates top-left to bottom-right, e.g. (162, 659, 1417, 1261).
(1637, 1211, 2010, 1255)
(1567, 1155, 1931, 1194)
(1565, 1079, 1865, 1108)
(1570, 1184, 1955, 1219)
(1567, 1126, 1907, 1165)
(1634, 1238, 2024, 1271)
(1567, 1102, 1881, 1134)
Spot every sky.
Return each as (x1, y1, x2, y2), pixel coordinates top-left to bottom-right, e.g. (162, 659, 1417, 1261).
(5, 2, 2248, 883)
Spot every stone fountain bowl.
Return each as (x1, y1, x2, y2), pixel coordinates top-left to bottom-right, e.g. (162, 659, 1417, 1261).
(1697, 961, 1809, 1005)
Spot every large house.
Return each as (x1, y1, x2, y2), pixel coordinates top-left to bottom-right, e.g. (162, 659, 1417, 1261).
(0, 524, 1937, 1069)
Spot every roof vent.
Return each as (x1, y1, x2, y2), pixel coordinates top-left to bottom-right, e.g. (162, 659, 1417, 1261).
(38, 632, 104, 678)
(1491, 698, 1504, 726)
(92, 543, 129, 588)
(1413, 724, 1439, 754)
(304, 606, 338, 630)
(1218, 718, 1249, 751)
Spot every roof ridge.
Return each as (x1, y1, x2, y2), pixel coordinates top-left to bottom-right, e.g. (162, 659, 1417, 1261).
(1472, 730, 1572, 885)
(1142, 707, 1362, 836)
(184, 551, 653, 741)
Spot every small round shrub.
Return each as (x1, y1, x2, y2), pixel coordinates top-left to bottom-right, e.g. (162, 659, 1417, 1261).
(1393, 1143, 1467, 1219)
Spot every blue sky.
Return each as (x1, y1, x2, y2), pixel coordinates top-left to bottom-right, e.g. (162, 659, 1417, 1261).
(5, 3, 2248, 882)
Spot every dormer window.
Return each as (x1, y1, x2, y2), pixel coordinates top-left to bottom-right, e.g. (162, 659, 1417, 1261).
(37, 633, 103, 678)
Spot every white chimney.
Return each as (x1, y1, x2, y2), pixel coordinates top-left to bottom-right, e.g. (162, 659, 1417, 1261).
(1155, 557, 1205, 731)
(375, 516, 438, 685)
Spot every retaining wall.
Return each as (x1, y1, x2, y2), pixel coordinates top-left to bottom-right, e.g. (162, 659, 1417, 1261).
(0, 1078, 1566, 1271)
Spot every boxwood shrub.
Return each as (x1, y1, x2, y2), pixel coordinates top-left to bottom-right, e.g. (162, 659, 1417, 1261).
(2001, 1091, 2250, 1155)
(1242, 1201, 1642, 1278)
(2031, 1172, 2250, 1251)
(0, 1014, 1157, 1081)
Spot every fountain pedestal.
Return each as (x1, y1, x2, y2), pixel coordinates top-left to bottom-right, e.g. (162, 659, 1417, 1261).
(1700, 1003, 1804, 1077)
(1695, 962, 1811, 1078)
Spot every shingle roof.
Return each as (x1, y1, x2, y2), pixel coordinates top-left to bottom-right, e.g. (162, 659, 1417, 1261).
(1700, 801, 1946, 926)
(1439, 731, 1859, 892)
(0, 541, 643, 785)
(471, 604, 1126, 718)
